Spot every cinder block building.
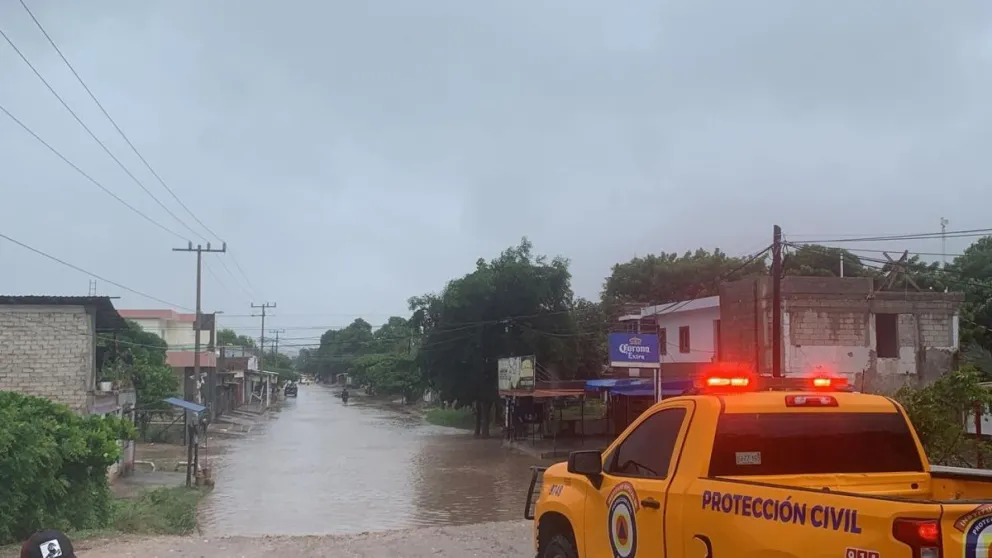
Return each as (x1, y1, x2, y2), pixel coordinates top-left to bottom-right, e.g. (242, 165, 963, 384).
(0, 295, 128, 414)
(719, 277, 962, 393)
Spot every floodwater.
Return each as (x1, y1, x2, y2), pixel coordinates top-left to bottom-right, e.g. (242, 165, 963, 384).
(198, 384, 542, 536)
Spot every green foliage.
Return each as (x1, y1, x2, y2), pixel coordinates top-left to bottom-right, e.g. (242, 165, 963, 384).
(424, 407, 478, 430)
(110, 487, 203, 535)
(946, 237, 992, 350)
(411, 238, 583, 435)
(217, 328, 256, 348)
(0, 392, 135, 544)
(350, 353, 423, 401)
(99, 321, 178, 437)
(895, 367, 992, 467)
(603, 248, 767, 305)
(310, 319, 375, 381)
(783, 245, 873, 278)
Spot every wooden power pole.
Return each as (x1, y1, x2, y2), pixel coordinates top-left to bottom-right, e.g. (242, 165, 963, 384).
(270, 329, 285, 354)
(771, 225, 783, 378)
(252, 302, 276, 403)
(172, 241, 226, 412)
(172, 241, 226, 488)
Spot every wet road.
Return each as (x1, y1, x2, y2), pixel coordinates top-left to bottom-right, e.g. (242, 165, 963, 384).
(199, 384, 541, 537)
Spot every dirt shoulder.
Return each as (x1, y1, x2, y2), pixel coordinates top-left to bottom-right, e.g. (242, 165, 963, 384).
(78, 520, 532, 557)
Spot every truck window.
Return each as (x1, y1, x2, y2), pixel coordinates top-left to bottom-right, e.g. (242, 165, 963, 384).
(606, 407, 687, 479)
(708, 412, 924, 476)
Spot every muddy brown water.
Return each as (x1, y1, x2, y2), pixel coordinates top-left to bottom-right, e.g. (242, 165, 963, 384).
(198, 384, 545, 536)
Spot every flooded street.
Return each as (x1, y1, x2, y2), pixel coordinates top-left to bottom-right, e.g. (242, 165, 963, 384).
(199, 384, 541, 537)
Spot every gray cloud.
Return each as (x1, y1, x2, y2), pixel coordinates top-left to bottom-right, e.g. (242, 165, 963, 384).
(1, 0, 989, 338)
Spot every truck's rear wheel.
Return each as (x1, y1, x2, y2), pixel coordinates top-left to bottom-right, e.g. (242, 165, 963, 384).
(541, 533, 578, 558)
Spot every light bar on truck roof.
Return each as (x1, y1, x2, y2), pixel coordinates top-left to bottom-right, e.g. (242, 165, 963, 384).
(694, 372, 850, 394)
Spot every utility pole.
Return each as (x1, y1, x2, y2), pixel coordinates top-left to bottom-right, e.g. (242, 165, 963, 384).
(940, 217, 949, 268)
(173, 242, 226, 415)
(270, 329, 285, 354)
(771, 225, 783, 378)
(252, 302, 276, 406)
(88, 280, 97, 295)
(839, 252, 844, 278)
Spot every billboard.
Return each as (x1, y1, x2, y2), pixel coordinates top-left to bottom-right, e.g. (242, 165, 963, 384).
(609, 333, 661, 368)
(498, 355, 536, 391)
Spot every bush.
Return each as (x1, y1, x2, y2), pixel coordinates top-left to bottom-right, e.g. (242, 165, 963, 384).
(0, 392, 135, 544)
(895, 366, 992, 466)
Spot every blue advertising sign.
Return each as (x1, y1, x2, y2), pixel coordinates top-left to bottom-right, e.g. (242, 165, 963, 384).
(608, 333, 661, 368)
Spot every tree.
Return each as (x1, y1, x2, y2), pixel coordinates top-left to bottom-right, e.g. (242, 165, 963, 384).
(946, 237, 992, 350)
(350, 353, 423, 402)
(217, 328, 256, 348)
(312, 318, 375, 381)
(603, 248, 767, 305)
(569, 298, 609, 378)
(98, 321, 179, 434)
(263, 350, 298, 383)
(783, 245, 873, 277)
(412, 238, 578, 436)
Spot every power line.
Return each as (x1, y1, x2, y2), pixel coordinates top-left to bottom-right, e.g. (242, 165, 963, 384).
(791, 245, 967, 259)
(14, 1, 263, 296)
(0, 25, 205, 242)
(16, 0, 223, 244)
(794, 228, 992, 244)
(0, 231, 192, 310)
(0, 102, 186, 240)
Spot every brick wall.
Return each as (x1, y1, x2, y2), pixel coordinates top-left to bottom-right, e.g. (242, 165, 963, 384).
(0, 305, 96, 413)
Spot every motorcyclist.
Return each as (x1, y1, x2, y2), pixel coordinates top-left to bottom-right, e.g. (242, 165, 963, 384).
(341, 387, 350, 402)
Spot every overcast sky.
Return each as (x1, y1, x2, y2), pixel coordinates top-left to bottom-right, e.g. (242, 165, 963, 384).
(1, 1, 990, 345)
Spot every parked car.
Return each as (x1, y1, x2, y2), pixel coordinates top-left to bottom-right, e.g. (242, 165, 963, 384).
(284, 383, 298, 397)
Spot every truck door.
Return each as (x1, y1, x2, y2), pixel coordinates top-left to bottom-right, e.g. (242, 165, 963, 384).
(584, 402, 694, 557)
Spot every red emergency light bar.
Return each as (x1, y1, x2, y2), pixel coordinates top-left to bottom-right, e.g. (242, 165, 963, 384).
(695, 374, 850, 394)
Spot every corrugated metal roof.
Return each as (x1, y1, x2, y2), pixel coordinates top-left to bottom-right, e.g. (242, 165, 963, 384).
(163, 397, 206, 413)
(0, 295, 126, 331)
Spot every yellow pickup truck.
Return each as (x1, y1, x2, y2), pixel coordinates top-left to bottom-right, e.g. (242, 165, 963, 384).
(525, 372, 992, 558)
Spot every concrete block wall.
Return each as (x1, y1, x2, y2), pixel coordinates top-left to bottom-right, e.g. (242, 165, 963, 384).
(718, 277, 769, 374)
(0, 305, 95, 413)
(720, 276, 963, 388)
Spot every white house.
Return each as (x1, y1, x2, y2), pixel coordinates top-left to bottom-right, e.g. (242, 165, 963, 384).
(617, 296, 721, 378)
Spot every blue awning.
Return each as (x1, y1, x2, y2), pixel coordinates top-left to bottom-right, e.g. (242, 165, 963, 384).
(608, 378, 695, 397)
(585, 379, 651, 389)
(163, 397, 207, 414)
(587, 378, 694, 396)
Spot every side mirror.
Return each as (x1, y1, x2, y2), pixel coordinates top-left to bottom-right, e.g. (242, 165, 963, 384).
(567, 450, 603, 476)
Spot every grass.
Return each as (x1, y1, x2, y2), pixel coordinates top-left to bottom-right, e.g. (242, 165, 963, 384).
(108, 486, 204, 536)
(424, 407, 477, 430)
(0, 487, 207, 557)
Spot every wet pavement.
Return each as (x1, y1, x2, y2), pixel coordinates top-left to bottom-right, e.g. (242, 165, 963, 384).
(198, 384, 542, 537)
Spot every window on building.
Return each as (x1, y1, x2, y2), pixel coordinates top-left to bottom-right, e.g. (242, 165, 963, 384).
(679, 326, 691, 353)
(713, 319, 722, 360)
(876, 313, 899, 359)
(606, 407, 687, 478)
(659, 328, 668, 355)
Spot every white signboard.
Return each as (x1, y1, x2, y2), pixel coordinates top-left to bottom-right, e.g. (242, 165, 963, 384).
(498, 356, 536, 391)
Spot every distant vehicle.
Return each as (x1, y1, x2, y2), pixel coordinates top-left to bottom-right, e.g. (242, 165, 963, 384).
(284, 383, 298, 397)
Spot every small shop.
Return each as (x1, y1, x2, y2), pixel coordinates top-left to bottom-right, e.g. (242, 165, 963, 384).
(586, 377, 694, 436)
